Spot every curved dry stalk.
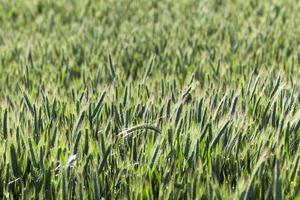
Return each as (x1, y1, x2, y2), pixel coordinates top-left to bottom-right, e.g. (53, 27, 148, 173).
(118, 124, 161, 138)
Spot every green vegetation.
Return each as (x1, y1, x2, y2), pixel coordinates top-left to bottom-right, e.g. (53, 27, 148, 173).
(1, 0, 300, 199)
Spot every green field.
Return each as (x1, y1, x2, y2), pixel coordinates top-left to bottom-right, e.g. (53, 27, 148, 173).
(1, 0, 300, 199)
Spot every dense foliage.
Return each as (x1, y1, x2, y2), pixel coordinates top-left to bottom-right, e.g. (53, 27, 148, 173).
(1, 0, 300, 199)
